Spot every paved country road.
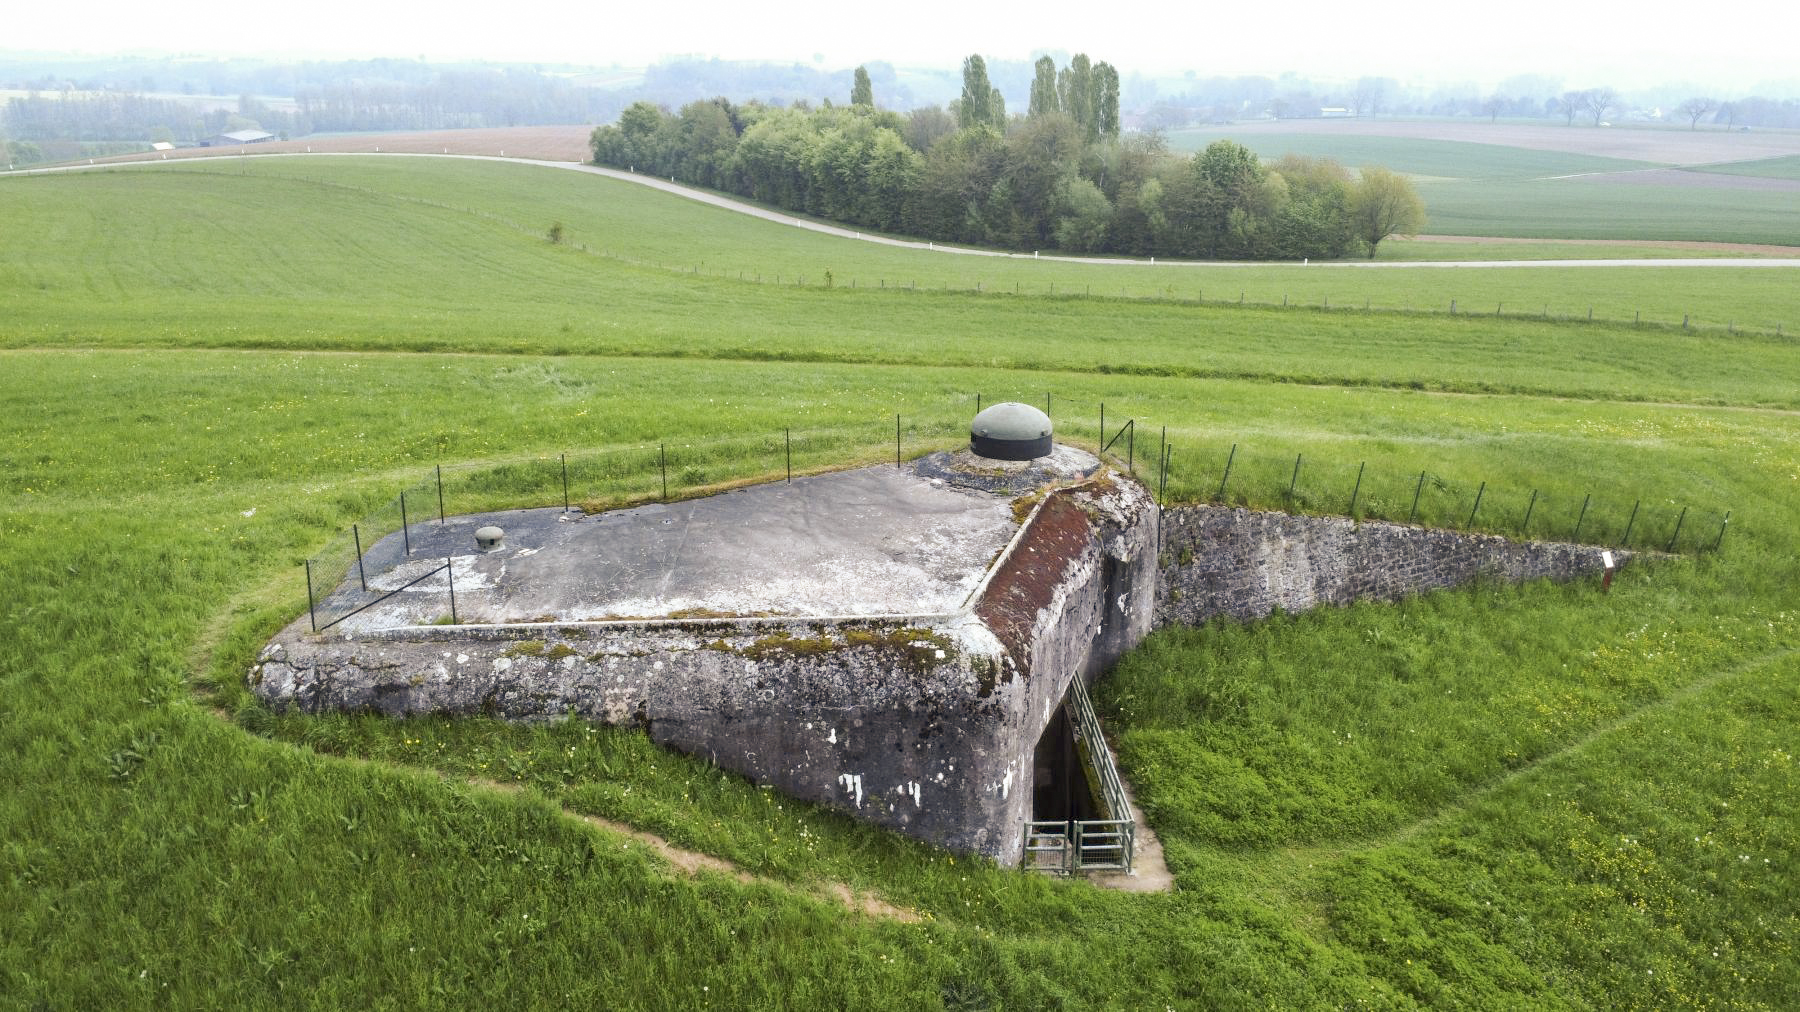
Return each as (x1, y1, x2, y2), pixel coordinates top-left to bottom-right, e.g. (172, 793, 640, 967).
(15, 152, 1800, 270)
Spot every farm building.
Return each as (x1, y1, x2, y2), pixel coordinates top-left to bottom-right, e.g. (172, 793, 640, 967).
(203, 129, 275, 147)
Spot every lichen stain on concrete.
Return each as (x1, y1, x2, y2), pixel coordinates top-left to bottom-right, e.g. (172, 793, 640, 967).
(974, 493, 1093, 680)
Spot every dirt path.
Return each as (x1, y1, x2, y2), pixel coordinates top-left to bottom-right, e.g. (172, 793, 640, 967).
(463, 777, 923, 921)
(1280, 645, 1799, 865)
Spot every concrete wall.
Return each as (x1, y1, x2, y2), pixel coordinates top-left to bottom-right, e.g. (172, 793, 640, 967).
(1155, 505, 1627, 628)
(968, 478, 1159, 863)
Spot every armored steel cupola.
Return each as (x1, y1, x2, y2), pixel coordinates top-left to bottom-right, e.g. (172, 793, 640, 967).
(970, 402, 1052, 461)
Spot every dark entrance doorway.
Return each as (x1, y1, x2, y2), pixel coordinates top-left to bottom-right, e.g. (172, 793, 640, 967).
(1031, 696, 1099, 823)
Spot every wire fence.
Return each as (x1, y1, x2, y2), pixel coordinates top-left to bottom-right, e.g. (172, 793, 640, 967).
(595, 252, 1793, 342)
(1158, 441, 1728, 554)
(300, 393, 1734, 631)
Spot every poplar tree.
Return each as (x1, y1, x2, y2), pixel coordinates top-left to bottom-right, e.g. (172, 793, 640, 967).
(1093, 61, 1120, 138)
(1060, 54, 1094, 139)
(958, 55, 993, 129)
(851, 66, 873, 107)
(1029, 56, 1059, 118)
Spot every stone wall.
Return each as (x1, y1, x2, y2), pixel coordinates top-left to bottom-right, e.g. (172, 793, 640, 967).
(1155, 505, 1628, 628)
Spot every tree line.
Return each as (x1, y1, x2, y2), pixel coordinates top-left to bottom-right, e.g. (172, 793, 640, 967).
(590, 55, 1422, 260)
(1, 69, 628, 149)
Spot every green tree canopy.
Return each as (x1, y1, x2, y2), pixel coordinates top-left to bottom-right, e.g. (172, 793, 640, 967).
(1029, 57, 1059, 118)
(1093, 62, 1120, 139)
(1059, 55, 1093, 139)
(1350, 166, 1426, 258)
(958, 55, 995, 129)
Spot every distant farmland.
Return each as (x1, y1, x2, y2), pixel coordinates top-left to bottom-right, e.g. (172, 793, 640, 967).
(1166, 122, 1800, 247)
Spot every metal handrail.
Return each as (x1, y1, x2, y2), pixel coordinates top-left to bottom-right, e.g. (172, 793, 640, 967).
(1021, 678, 1137, 875)
(1068, 676, 1132, 825)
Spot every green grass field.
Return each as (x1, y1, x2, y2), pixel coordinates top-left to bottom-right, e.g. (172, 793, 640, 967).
(1163, 130, 1659, 180)
(3, 156, 1797, 1008)
(1692, 155, 1800, 181)
(4, 160, 1796, 352)
(1161, 129, 1800, 247)
(1415, 177, 1800, 246)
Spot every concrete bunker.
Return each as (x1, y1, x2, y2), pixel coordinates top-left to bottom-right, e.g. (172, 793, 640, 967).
(255, 412, 1630, 871)
(255, 430, 1159, 869)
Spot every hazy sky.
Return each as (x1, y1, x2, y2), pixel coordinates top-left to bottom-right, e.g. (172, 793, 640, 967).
(9, 0, 1793, 93)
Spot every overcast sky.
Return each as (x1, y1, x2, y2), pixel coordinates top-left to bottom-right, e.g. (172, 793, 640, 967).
(8, 0, 1794, 94)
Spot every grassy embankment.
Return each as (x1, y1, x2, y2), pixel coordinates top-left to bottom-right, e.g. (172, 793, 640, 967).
(2, 156, 1796, 1008)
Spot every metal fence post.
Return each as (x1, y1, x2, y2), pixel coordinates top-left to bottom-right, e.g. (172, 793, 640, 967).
(305, 560, 317, 632)
(436, 465, 445, 524)
(1713, 511, 1731, 551)
(1348, 461, 1365, 517)
(895, 413, 901, 469)
(446, 557, 457, 624)
(1621, 500, 1640, 546)
(352, 524, 367, 591)
(1287, 454, 1303, 506)
(401, 492, 411, 556)
(1666, 506, 1687, 552)
(1521, 489, 1538, 535)
(785, 428, 791, 483)
(1573, 493, 1591, 542)
(561, 453, 570, 513)
(1408, 471, 1426, 524)
(660, 444, 668, 501)
(1127, 420, 1134, 473)
(1465, 482, 1486, 530)
(1215, 443, 1236, 503)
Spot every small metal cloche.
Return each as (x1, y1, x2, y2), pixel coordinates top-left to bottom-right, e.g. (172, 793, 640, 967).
(970, 402, 1053, 461)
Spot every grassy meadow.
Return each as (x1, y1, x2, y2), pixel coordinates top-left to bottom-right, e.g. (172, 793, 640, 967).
(2, 155, 1798, 1008)
(4, 159, 1797, 354)
(1163, 127, 1800, 248)
(1692, 155, 1800, 181)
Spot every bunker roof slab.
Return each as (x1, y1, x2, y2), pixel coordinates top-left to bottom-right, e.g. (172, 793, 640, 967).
(318, 464, 1027, 632)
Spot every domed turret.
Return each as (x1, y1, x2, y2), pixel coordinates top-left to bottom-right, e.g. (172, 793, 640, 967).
(970, 402, 1052, 461)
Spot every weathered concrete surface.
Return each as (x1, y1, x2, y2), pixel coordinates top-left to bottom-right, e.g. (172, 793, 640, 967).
(255, 456, 1154, 864)
(255, 614, 1027, 854)
(1156, 505, 1630, 627)
(318, 466, 1019, 632)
